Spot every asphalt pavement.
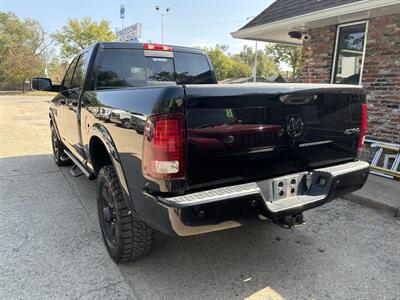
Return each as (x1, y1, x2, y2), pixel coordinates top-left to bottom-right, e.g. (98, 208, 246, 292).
(1, 94, 399, 300)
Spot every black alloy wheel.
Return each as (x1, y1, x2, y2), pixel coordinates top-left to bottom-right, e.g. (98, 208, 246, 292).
(100, 182, 119, 248)
(97, 165, 155, 262)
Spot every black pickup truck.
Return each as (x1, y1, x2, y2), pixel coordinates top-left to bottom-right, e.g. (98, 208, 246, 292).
(32, 42, 369, 262)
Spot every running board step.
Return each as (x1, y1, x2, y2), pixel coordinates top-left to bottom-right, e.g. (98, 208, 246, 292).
(70, 165, 83, 177)
(63, 150, 93, 179)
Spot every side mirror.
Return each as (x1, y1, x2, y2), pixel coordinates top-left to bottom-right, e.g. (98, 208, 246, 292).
(31, 78, 60, 92)
(32, 77, 52, 91)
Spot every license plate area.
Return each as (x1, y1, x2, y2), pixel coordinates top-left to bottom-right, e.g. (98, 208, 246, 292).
(272, 174, 302, 201)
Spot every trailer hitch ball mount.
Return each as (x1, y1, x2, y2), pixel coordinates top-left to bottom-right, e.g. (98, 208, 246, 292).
(274, 213, 305, 229)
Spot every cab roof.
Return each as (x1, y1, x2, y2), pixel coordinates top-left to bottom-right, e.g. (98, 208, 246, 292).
(96, 42, 205, 55)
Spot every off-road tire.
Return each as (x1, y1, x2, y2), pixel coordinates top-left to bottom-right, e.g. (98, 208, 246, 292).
(51, 123, 71, 166)
(97, 165, 154, 263)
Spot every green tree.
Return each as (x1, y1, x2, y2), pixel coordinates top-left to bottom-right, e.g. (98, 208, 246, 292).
(265, 43, 302, 80)
(233, 45, 279, 78)
(0, 12, 28, 61)
(203, 45, 252, 81)
(0, 12, 48, 90)
(53, 17, 116, 60)
(0, 12, 49, 57)
(2, 45, 44, 92)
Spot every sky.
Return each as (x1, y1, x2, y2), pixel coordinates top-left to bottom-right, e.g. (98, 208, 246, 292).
(2, 0, 274, 54)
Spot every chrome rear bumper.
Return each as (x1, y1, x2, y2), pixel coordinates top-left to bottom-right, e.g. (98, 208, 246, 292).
(158, 161, 370, 212)
(150, 161, 369, 236)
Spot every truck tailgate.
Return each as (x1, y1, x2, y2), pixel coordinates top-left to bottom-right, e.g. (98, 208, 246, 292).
(184, 83, 365, 190)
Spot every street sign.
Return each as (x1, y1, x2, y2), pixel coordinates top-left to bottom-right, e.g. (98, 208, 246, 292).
(116, 23, 142, 42)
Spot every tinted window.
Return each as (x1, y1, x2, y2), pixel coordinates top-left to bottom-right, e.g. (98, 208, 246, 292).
(95, 49, 214, 89)
(71, 51, 91, 90)
(62, 57, 78, 90)
(174, 52, 213, 84)
(333, 23, 366, 85)
(145, 57, 175, 82)
(97, 49, 147, 89)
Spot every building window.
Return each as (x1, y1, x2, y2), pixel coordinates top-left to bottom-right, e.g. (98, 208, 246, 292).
(332, 22, 368, 85)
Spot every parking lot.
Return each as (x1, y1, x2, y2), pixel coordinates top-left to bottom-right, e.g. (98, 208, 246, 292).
(1, 94, 399, 300)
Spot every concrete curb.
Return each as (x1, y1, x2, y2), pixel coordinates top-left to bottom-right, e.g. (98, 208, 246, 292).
(342, 193, 400, 218)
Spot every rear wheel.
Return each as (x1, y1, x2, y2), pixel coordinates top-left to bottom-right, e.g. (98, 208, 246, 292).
(51, 124, 71, 166)
(97, 165, 154, 262)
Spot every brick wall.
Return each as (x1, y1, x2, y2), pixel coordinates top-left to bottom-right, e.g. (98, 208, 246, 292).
(301, 25, 337, 83)
(362, 14, 400, 143)
(300, 13, 400, 144)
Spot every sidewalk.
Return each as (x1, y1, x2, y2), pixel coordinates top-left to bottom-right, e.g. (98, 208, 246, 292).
(343, 174, 400, 218)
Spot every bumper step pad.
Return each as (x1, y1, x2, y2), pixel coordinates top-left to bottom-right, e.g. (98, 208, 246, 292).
(159, 182, 260, 207)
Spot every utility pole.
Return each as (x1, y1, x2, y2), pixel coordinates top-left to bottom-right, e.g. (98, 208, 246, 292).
(246, 16, 258, 83)
(155, 6, 170, 44)
(253, 41, 258, 82)
(44, 48, 48, 78)
(120, 4, 125, 29)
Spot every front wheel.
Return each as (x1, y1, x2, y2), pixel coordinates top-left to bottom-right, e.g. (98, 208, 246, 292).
(121, 119, 130, 128)
(51, 124, 71, 166)
(97, 165, 154, 262)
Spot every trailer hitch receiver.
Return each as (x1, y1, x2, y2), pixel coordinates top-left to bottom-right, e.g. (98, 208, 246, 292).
(274, 213, 305, 229)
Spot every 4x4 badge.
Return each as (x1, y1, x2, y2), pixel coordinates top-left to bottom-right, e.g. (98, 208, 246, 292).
(344, 128, 360, 135)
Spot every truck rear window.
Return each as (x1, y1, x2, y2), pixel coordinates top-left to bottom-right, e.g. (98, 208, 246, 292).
(96, 49, 213, 89)
(174, 52, 213, 84)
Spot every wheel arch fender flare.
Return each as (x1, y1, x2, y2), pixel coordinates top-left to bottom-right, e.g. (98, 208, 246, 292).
(89, 123, 135, 213)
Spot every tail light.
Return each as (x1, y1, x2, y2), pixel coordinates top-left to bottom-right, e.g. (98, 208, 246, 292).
(143, 113, 186, 180)
(358, 103, 368, 150)
(143, 43, 173, 51)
